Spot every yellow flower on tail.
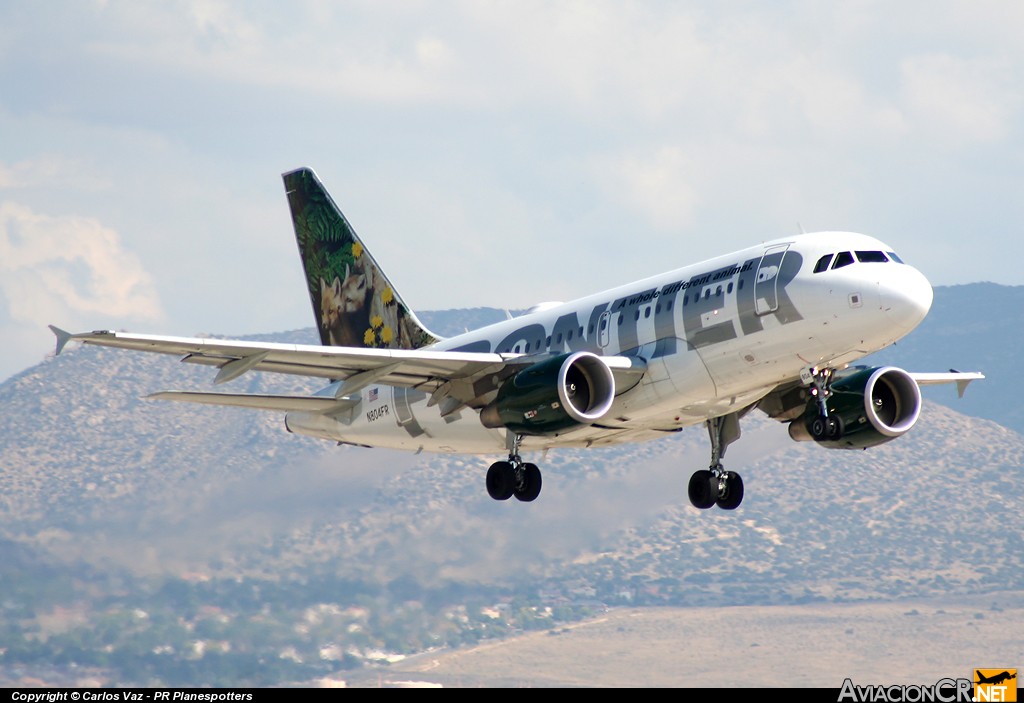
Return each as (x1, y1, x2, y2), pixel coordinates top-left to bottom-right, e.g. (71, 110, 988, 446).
(381, 287, 394, 305)
(352, 242, 363, 258)
(381, 326, 394, 344)
(363, 328, 375, 345)
(370, 315, 383, 329)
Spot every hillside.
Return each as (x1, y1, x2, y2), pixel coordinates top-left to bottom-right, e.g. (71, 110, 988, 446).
(352, 596, 1024, 687)
(2, 313, 1018, 597)
(0, 297, 1019, 686)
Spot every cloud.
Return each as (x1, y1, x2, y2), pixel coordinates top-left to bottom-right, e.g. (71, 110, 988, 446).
(0, 201, 164, 381)
(899, 54, 1021, 145)
(593, 146, 699, 230)
(0, 156, 106, 190)
(0, 202, 163, 323)
(2, 0, 1023, 331)
(82, 2, 465, 104)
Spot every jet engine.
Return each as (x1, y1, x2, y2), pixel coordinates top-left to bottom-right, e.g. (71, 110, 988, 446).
(480, 351, 615, 435)
(788, 366, 922, 449)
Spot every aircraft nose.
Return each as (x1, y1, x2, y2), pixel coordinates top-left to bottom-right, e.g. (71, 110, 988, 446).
(880, 264, 933, 333)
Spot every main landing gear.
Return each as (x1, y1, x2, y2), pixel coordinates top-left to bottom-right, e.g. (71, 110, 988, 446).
(688, 412, 746, 511)
(486, 434, 542, 502)
(686, 367, 845, 511)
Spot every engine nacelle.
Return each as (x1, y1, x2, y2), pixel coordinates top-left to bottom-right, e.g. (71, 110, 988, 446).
(788, 366, 922, 449)
(479, 351, 615, 435)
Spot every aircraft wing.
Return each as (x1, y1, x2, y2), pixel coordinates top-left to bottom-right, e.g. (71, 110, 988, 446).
(909, 371, 985, 398)
(50, 327, 646, 413)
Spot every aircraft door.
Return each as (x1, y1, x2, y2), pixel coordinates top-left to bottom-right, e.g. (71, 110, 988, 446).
(392, 386, 427, 437)
(754, 244, 790, 315)
(597, 311, 611, 349)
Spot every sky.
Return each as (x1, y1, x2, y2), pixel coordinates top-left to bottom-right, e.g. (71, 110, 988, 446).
(1, 0, 1023, 382)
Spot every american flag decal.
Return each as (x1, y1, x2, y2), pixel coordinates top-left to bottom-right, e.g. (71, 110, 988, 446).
(368, 388, 378, 402)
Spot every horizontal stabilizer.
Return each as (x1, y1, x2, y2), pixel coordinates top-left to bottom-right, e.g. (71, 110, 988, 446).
(148, 391, 356, 412)
(48, 325, 74, 355)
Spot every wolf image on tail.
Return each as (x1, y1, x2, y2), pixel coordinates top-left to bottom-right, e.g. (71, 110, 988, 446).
(319, 261, 371, 347)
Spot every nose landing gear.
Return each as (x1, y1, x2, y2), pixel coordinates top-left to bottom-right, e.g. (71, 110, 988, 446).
(803, 365, 845, 441)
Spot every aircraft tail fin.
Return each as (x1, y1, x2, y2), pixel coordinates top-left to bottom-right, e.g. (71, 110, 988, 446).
(283, 167, 441, 349)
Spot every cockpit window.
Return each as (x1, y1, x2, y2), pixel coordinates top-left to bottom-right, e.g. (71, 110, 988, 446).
(831, 251, 854, 269)
(856, 250, 889, 263)
(813, 254, 833, 273)
(887, 251, 904, 264)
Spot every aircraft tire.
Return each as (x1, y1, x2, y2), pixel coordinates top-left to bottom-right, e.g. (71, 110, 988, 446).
(827, 413, 844, 440)
(810, 416, 828, 440)
(715, 472, 744, 510)
(514, 463, 542, 502)
(487, 461, 515, 501)
(687, 470, 717, 509)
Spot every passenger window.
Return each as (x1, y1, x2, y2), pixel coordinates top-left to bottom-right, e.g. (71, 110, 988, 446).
(600, 319, 607, 331)
(856, 251, 888, 263)
(727, 282, 733, 294)
(716, 286, 722, 297)
(644, 307, 651, 318)
(567, 329, 574, 341)
(814, 254, 834, 273)
(832, 251, 854, 269)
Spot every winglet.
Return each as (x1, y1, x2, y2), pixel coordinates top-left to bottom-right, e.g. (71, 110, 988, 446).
(950, 368, 982, 399)
(49, 325, 74, 356)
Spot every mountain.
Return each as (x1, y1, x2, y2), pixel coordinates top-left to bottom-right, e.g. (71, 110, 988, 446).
(0, 289, 1019, 686)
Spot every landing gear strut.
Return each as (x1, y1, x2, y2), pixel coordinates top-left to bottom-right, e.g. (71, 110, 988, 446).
(803, 365, 844, 441)
(486, 434, 542, 502)
(688, 411, 745, 511)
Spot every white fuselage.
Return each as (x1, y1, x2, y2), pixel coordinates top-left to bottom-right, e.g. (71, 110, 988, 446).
(288, 232, 933, 454)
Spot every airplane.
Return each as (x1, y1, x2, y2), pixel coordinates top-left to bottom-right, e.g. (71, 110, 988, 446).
(975, 671, 1016, 686)
(50, 167, 984, 510)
